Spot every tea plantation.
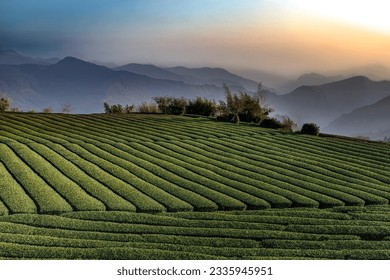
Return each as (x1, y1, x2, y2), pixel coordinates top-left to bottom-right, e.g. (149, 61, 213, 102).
(0, 113, 389, 259)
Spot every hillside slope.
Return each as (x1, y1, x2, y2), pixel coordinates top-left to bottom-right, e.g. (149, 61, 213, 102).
(0, 113, 389, 259)
(0, 113, 389, 213)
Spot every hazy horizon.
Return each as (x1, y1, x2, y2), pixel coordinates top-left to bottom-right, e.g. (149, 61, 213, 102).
(1, 0, 390, 76)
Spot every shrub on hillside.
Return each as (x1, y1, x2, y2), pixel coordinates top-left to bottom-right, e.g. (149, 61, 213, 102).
(301, 123, 320, 136)
(42, 107, 53, 113)
(0, 93, 11, 112)
(186, 97, 217, 116)
(260, 118, 283, 129)
(281, 116, 297, 132)
(137, 102, 160, 113)
(104, 102, 134, 114)
(219, 83, 272, 124)
(153, 96, 187, 115)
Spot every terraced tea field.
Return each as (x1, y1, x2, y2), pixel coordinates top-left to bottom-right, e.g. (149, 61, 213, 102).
(0, 113, 389, 259)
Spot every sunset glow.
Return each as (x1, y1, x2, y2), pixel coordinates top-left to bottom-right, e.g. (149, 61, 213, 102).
(1, 0, 389, 75)
(292, 0, 390, 34)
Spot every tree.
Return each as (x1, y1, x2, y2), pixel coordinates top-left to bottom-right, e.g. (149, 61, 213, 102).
(254, 82, 273, 122)
(62, 104, 72, 114)
(104, 102, 112, 114)
(221, 83, 272, 124)
(280, 116, 297, 132)
(186, 97, 217, 116)
(153, 96, 187, 115)
(137, 102, 160, 113)
(223, 83, 241, 123)
(168, 97, 187, 115)
(0, 93, 11, 112)
(301, 123, 320, 136)
(104, 102, 136, 114)
(153, 96, 171, 114)
(259, 118, 283, 129)
(42, 107, 53, 113)
(111, 104, 123, 114)
(124, 104, 134, 114)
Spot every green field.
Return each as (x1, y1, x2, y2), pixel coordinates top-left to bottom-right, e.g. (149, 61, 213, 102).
(0, 113, 389, 259)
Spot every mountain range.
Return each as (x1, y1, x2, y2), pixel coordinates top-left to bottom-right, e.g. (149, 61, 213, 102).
(0, 50, 59, 65)
(326, 95, 390, 139)
(0, 50, 390, 140)
(267, 76, 390, 130)
(0, 57, 238, 113)
(115, 64, 259, 92)
(277, 73, 346, 94)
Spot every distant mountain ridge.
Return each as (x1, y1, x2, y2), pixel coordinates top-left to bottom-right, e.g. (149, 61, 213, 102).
(267, 76, 390, 133)
(326, 95, 390, 139)
(1, 51, 390, 139)
(0, 50, 59, 65)
(0, 57, 231, 113)
(115, 63, 259, 92)
(164, 66, 259, 91)
(114, 63, 184, 82)
(337, 64, 390, 81)
(278, 73, 345, 93)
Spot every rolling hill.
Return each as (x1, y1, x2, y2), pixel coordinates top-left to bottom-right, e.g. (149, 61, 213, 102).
(0, 113, 389, 259)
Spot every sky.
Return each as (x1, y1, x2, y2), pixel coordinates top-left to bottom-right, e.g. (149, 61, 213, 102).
(1, 0, 390, 75)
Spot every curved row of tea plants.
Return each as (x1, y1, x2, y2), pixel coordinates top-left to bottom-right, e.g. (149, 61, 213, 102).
(0, 113, 389, 214)
(0, 206, 389, 259)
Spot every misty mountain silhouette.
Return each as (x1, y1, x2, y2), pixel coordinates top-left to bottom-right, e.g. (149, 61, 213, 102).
(268, 76, 390, 129)
(114, 63, 184, 82)
(339, 64, 390, 81)
(278, 73, 345, 93)
(0, 50, 59, 65)
(0, 57, 227, 113)
(115, 63, 259, 92)
(165, 66, 259, 91)
(0, 50, 39, 65)
(1, 53, 390, 139)
(326, 95, 390, 140)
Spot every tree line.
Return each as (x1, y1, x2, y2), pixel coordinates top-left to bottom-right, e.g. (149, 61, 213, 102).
(0, 93, 71, 113)
(103, 83, 299, 132)
(0, 87, 320, 135)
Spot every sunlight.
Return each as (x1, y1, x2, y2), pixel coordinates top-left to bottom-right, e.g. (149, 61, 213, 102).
(293, 0, 390, 34)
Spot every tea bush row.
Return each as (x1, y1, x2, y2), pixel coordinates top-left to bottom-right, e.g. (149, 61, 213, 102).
(254, 134, 390, 184)
(171, 141, 351, 207)
(200, 137, 389, 204)
(6, 140, 106, 211)
(0, 161, 36, 213)
(0, 130, 159, 212)
(0, 143, 72, 213)
(152, 141, 323, 208)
